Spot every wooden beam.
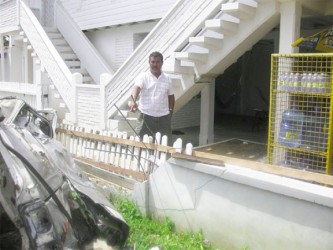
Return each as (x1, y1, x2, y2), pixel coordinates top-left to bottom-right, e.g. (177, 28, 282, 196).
(172, 150, 333, 187)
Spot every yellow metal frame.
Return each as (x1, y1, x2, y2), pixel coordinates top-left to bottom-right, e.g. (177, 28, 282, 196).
(268, 53, 333, 175)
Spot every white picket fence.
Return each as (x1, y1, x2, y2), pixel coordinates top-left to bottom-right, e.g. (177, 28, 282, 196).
(55, 124, 192, 181)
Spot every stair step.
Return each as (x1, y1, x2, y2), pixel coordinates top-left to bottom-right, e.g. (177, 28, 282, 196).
(44, 27, 59, 33)
(56, 46, 73, 53)
(47, 32, 63, 39)
(52, 38, 67, 46)
(174, 52, 208, 63)
(221, 1, 257, 19)
(83, 75, 93, 82)
(189, 36, 223, 49)
(205, 16, 239, 36)
(65, 61, 81, 67)
(61, 53, 78, 60)
(70, 68, 89, 75)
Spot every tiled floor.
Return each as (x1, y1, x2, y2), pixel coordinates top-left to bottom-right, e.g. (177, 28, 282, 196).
(172, 114, 269, 163)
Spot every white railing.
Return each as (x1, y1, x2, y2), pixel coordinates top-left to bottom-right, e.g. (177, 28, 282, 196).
(55, 124, 189, 180)
(105, 0, 224, 118)
(18, 1, 75, 113)
(0, 0, 18, 33)
(54, 1, 114, 83)
(0, 81, 36, 94)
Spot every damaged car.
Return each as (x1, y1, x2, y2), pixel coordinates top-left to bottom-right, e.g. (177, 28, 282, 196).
(0, 97, 129, 249)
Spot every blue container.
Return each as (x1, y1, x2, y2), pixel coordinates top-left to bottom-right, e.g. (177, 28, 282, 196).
(278, 108, 304, 147)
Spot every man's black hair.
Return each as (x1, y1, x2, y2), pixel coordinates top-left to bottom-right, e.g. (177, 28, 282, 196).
(149, 51, 163, 61)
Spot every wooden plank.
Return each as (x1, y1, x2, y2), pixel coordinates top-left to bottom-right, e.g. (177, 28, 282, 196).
(172, 150, 333, 187)
(56, 128, 173, 152)
(74, 156, 147, 181)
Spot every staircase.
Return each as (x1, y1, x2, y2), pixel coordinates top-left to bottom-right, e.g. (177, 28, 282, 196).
(45, 27, 94, 85)
(0, 0, 279, 132)
(105, 0, 279, 132)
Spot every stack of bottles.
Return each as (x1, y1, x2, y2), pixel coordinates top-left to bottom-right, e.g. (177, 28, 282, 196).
(277, 72, 331, 93)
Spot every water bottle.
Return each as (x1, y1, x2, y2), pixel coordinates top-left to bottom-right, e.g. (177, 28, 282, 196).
(286, 72, 293, 91)
(279, 72, 288, 91)
(319, 73, 331, 93)
(278, 104, 304, 147)
(277, 72, 283, 90)
(306, 73, 313, 93)
(292, 72, 301, 92)
(301, 72, 308, 92)
(311, 73, 318, 93)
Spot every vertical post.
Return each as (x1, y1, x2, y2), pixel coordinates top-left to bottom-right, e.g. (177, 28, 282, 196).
(279, 1, 302, 53)
(0, 34, 4, 81)
(72, 73, 82, 123)
(100, 73, 111, 130)
(199, 80, 215, 145)
(16, 0, 20, 26)
(33, 57, 42, 109)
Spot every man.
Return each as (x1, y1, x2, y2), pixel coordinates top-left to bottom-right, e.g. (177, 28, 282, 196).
(129, 51, 175, 144)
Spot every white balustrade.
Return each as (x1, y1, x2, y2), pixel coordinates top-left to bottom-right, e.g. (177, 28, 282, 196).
(55, 125, 192, 180)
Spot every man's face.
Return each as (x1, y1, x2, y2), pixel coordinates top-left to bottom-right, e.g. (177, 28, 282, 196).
(149, 56, 163, 74)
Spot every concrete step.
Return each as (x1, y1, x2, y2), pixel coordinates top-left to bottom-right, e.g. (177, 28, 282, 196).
(189, 36, 223, 49)
(44, 27, 59, 33)
(56, 46, 73, 53)
(52, 38, 67, 46)
(46, 32, 62, 39)
(205, 14, 239, 36)
(65, 61, 81, 68)
(221, 1, 257, 20)
(174, 51, 208, 63)
(61, 53, 79, 60)
(70, 68, 89, 75)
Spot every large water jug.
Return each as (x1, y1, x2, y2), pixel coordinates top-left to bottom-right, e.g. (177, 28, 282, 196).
(301, 106, 328, 152)
(278, 106, 304, 147)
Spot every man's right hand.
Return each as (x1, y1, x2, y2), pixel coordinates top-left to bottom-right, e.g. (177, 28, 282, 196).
(128, 100, 138, 112)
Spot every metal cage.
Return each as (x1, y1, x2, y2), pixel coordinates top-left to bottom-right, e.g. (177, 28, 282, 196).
(268, 53, 333, 174)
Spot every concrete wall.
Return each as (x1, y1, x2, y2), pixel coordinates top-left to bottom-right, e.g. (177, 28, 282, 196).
(85, 21, 157, 71)
(133, 157, 333, 250)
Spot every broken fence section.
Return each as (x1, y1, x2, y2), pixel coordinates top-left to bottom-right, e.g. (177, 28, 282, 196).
(55, 124, 194, 181)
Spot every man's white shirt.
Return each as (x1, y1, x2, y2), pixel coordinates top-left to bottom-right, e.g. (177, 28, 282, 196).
(135, 71, 174, 117)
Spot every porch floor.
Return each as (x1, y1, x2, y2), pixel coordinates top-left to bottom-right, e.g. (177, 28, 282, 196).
(172, 114, 268, 163)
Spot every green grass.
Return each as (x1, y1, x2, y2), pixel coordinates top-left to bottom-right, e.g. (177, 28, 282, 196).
(111, 194, 218, 250)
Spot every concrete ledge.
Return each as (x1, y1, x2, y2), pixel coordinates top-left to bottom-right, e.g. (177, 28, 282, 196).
(133, 156, 333, 250)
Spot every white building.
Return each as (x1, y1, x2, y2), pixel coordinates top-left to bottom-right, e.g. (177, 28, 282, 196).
(0, 0, 332, 145)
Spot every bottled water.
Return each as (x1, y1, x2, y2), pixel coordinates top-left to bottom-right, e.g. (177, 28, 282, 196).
(279, 72, 288, 91)
(277, 72, 284, 90)
(278, 105, 304, 148)
(292, 72, 301, 92)
(300, 72, 308, 92)
(317, 73, 331, 93)
(306, 73, 313, 92)
(311, 73, 318, 92)
(286, 72, 294, 91)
